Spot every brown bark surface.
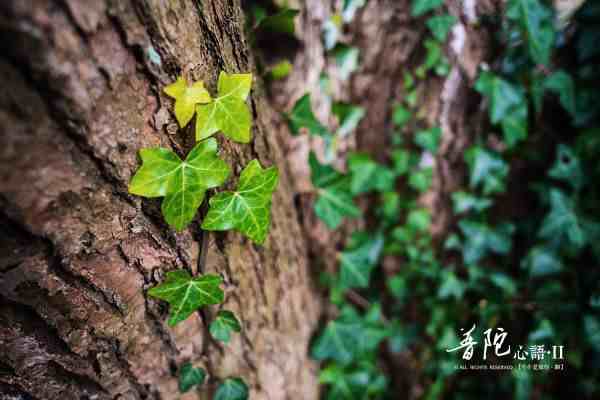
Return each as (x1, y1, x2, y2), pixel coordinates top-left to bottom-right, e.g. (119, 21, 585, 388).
(0, 1, 320, 399)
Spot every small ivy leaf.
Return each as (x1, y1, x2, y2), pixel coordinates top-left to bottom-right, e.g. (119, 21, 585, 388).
(178, 362, 206, 393)
(426, 14, 457, 42)
(414, 126, 442, 153)
(309, 152, 361, 229)
(332, 102, 365, 137)
(311, 319, 363, 364)
(411, 0, 444, 17)
(506, 0, 555, 66)
(544, 70, 576, 117)
(312, 306, 388, 365)
(163, 76, 212, 128)
(465, 147, 508, 195)
(522, 246, 562, 277)
(347, 153, 396, 195)
(392, 104, 411, 128)
(408, 167, 433, 193)
(339, 232, 384, 290)
(437, 269, 466, 300)
(214, 378, 249, 400)
(148, 270, 224, 326)
(475, 72, 524, 124)
(501, 102, 528, 148)
(128, 139, 231, 231)
(539, 189, 586, 250)
(287, 94, 330, 136)
(406, 208, 431, 232)
(202, 160, 279, 244)
(451, 191, 492, 214)
(209, 310, 242, 343)
(458, 220, 514, 265)
(196, 72, 253, 143)
(255, 8, 299, 36)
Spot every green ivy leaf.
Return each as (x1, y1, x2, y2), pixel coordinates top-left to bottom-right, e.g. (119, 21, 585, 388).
(164, 76, 212, 128)
(406, 208, 431, 232)
(392, 104, 412, 128)
(214, 378, 249, 400)
(287, 94, 329, 136)
(417, 39, 444, 77)
(506, 0, 555, 65)
(196, 72, 253, 143)
(411, 0, 444, 17)
(452, 191, 492, 214)
(426, 14, 457, 41)
(255, 8, 299, 36)
(148, 271, 224, 326)
(539, 189, 586, 249)
(332, 102, 365, 137)
(408, 167, 433, 192)
(391, 150, 410, 176)
(465, 147, 508, 195)
(414, 126, 442, 153)
(475, 72, 524, 124)
(209, 310, 242, 343)
(458, 221, 514, 265)
(202, 159, 279, 244)
(522, 246, 562, 277)
(544, 70, 576, 117)
(311, 319, 363, 364)
(333, 45, 360, 81)
(312, 307, 388, 365)
(178, 362, 206, 393)
(501, 102, 528, 148)
(320, 363, 387, 400)
(348, 153, 396, 195)
(128, 139, 231, 231)
(310, 153, 361, 229)
(339, 232, 384, 290)
(437, 269, 465, 300)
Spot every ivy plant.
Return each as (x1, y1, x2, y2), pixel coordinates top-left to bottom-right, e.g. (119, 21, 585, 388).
(214, 378, 249, 400)
(202, 160, 279, 244)
(196, 72, 253, 143)
(210, 310, 242, 343)
(164, 76, 212, 128)
(148, 271, 224, 326)
(178, 362, 206, 393)
(128, 138, 230, 231)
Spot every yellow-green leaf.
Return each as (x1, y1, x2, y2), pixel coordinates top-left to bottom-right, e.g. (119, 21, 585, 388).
(196, 72, 253, 143)
(164, 76, 212, 128)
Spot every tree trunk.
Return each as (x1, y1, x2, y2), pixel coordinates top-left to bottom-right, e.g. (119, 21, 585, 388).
(0, 1, 320, 399)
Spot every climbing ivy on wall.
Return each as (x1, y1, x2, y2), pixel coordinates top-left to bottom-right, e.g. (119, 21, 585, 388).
(287, 0, 600, 399)
(128, 70, 278, 397)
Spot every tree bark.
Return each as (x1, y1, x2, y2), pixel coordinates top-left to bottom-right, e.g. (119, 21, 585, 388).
(0, 1, 320, 399)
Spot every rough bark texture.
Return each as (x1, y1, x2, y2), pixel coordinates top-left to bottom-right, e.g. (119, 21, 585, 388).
(0, 1, 320, 399)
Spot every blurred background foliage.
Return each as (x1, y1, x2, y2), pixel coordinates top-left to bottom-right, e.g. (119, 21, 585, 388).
(246, 0, 600, 398)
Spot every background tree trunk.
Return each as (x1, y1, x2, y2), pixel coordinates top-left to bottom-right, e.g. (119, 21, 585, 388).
(0, 1, 320, 399)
